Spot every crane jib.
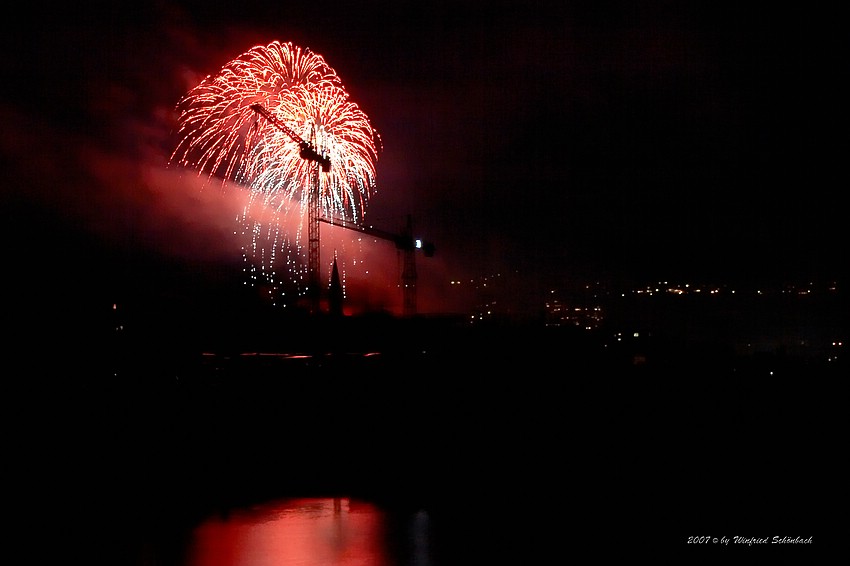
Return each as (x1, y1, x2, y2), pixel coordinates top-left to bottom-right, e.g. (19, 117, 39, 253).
(249, 103, 331, 171)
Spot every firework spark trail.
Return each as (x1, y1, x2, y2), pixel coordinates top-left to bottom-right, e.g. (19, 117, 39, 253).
(170, 41, 381, 300)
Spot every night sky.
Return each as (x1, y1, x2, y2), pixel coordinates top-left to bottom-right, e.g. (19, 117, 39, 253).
(2, 1, 845, 319)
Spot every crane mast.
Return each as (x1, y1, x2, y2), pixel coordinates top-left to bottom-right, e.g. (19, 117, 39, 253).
(250, 103, 328, 313)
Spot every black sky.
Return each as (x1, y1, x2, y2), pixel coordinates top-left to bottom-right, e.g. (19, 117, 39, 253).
(2, 1, 845, 319)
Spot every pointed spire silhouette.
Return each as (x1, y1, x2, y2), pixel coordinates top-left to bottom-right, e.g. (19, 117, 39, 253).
(329, 252, 343, 317)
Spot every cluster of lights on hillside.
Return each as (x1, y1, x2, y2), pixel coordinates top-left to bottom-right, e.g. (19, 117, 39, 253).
(446, 275, 841, 327)
(623, 280, 839, 297)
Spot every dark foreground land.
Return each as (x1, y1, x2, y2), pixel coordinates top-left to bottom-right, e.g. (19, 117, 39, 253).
(8, 314, 845, 564)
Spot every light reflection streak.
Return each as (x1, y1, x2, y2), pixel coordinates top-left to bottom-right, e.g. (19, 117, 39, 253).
(185, 497, 391, 566)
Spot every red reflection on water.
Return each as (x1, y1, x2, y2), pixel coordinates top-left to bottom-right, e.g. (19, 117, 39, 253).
(186, 498, 390, 566)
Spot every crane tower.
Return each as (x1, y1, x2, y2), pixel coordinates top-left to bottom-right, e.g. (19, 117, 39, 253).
(250, 104, 329, 313)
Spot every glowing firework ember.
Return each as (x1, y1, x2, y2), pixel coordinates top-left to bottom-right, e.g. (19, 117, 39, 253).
(170, 41, 381, 304)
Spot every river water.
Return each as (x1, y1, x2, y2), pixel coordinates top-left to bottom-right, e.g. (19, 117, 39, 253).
(11, 322, 841, 564)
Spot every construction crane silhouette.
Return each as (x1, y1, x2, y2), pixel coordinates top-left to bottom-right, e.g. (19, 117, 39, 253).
(250, 103, 434, 316)
(321, 214, 435, 317)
